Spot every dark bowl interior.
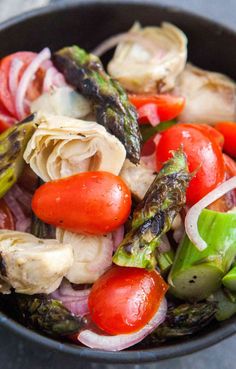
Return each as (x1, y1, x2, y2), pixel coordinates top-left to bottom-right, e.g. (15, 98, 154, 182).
(1, 0, 236, 364)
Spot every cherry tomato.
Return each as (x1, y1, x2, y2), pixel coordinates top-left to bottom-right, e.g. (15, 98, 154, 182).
(0, 100, 16, 132)
(88, 266, 168, 335)
(208, 154, 236, 212)
(192, 124, 224, 150)
(129, 94, 185, 123)
(0, 199, 14, 229)
(156, 124, 225, 205)
(32, 171, 131, 235)
(215, 122, 236, 157)
(0, 52, 36, 116)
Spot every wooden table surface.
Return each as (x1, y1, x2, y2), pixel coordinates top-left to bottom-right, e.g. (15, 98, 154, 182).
(0, 1, 235, 368)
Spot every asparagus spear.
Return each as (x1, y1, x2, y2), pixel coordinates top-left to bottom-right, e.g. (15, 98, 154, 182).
(0, 114, 36, 199)
(148, 302, 217, 342)
(169, 209, 236, 301)
(113, 149, 191, 269)
(17, 294, 84, 336)
(53, 46, 141, 164)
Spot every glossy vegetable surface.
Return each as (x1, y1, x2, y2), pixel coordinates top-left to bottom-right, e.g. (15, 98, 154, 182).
(53, 46, 141, 164)
(129, 94, 185, 123)
(88, 266, 168, 334)
(215, 121, 236, 158)
(32, 171, 131, 235)
(156, 124, 225, 205)
(113, 149, 190, 269)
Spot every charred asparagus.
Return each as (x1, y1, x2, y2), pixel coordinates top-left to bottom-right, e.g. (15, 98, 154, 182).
(0, 114, 36, 198)
(53, 46, 141, 164)
(17, 294, 84, 336)
(148, 302, 217, 342)
(113, 149, 191, 269)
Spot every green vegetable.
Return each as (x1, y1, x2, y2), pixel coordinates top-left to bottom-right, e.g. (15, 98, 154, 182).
(113, 148, 190, 269)
(17, 294, 84, 336)
(169, 209, 236, 301)
(222, 264, 236, 291)
(156, 248, 175, 275)
(140, 120, 176, 143)
(0, 114, 36, 199)
(53, 46, 141, 164)
(149, 302, 217, 342)
(208, 289, 236, 321)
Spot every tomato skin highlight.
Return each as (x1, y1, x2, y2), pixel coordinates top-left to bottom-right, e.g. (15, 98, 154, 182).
(129, 94, 185, 123)
(88, 266, 168, 335)
(156, 124, 225, 205)
(0, 199, 14, 230)
(192, 124, 224, 150)
(215, 122, 236, 157)
(32, 171, 131, 235)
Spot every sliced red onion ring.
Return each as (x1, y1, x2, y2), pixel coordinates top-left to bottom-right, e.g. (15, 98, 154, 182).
(4, 191, 31, 232)
(9, 58, 24, 99)
(159, 235, 171, 253)
(92, 32, 157, 58)
(185, 176, 236, 251)
(138, 104, 160, 127)
(141, 152, 157, 171)
(15, 47, 51, 119)
(9, 184, 32, 215)
(112, 225, 125, 251)
(43, 66, 57, 93)
(51, 280, 90, 317)
(77, 297, 167, 351)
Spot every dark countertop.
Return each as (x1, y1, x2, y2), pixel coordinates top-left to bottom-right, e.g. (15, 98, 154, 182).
(0, 1, 236, 368)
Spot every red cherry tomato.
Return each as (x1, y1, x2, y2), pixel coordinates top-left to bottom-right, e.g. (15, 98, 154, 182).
(32, 172, 131, 235)
(0, 100, 16, 132)
(215, 122, 236, 157)
(192, 124, 224, 150)
(156, 124, 225, 205)
(129, 94, 185, 123)
(0, 199, 14, 229)
(208, 154, 236, 212)
(88, 266, 168, 335)
(0, 52, 36, 116)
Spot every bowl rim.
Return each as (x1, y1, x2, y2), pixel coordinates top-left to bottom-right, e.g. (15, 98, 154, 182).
(1, 0, 236, 363)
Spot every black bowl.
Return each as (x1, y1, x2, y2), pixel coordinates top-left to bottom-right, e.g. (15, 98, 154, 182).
(1, 1, 236, 364)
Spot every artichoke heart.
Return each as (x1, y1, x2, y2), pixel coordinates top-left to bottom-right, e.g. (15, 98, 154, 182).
(0, 230, 73, 295)
(108, 22, 187, 93)
(56, 229, 113, 284)
(23, 112, 126, 181)
(175, 64, 236, 123)
(120, 159, 156, 201)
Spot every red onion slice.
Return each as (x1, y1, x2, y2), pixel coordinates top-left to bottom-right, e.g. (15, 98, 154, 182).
(138, 104, 160, 127)
(185, 176, 236, 250)
(15, 47, 51, 119)
(9, 58, 24, 99)
(51, 280, 90, 317)
(4, 191, 31, 232)
(92, 32, 157, 58)
(112, 225, 125, 251)
(42, 66, 57, 93)
(77, 297, 167, 351)
(141, 152, 157, 171)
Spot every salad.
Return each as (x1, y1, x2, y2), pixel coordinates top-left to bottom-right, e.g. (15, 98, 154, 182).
(0, 22, 236, 352)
